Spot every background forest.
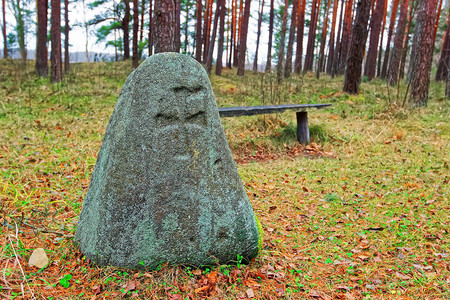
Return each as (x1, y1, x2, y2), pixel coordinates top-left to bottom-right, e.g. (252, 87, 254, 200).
(1, 0, 449, 299)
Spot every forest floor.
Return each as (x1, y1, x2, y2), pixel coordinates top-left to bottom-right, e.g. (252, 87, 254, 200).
(0, 59, 449, 299)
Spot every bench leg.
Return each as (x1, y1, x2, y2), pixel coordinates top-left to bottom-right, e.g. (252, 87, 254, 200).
(296, 111, 310, 144)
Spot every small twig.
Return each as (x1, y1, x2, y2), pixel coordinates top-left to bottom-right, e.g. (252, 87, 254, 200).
(21, 221, 73, 238)
(7, 223, 36, 300)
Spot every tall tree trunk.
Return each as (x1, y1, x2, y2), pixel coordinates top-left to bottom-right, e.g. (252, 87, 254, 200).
(409, 0, 439, 107)
(388, 0, 409, 85)
(381, 0, 400, 78)
(326, 0, 339, 74)
(276, 0, 289, 82)
(183, 1, 190, 53)
(364, 0, 386, 80)
(343, 0, 371, 94)
(331, 0, 345, 77)
(35, 0, 48, 77)
(399, 0, 414, 80)
(433, 0, 444, 43)
(216, 0, 226, 75)
(285, 0, 298, 78)
(234, 0, 243, 67)
(304, 0, 321, 72)
(337, 0, 354, 75)
(253, 0, 264, 72)
(64, 0, 69, 73)
(132, 0, 139, 68)
(123, 0, 131, 60)
(140, 0, 145, 44)
(203, 0, 213, 62)
(195, 0, 202, 61)
(237, 0, 251, 76)
(50, 0, 62, 83)
(154, 0, 176, 53)
(206, 0, 221, 74)
(174, 0, 181, 52)
(377, 1, 388, 77)
(148, 0, 153, 56)
(294, 0, 306, 73)
(316, 0, 331, 78)
(228, 0, 236, 68)
(436, 5, 450, 81)
(265, 0, 274, 71)
(2, 0, 6, 58)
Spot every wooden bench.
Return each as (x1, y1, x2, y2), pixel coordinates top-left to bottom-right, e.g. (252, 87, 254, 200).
(218, 103, 332, 144)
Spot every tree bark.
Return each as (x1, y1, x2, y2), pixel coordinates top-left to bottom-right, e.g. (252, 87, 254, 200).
(154, 0, 176, 53)
(216, 0, 226, 75)
(433, 0, 444, 43)
(285, 0, 298, 78)
(253, 0, 264, 72)
(195, 0, 202, 61)
(337, 0, 354, 75)
(140, 0, 145, 44)
(148, 0, 153, 56)
(265, 0, 274, 71)
(234, 0, 244, 67)
(304, 0, 321, 72)
(123, 0, 131, 59)
(377, 1, 388, 77)
(326, 0, 339, 74)
(331, 0, 345, 77)
(381, 0, 400, 78)
(388, 0, 409, 85)
(35, 0, 48, 77)
(399, 0, 414, 79)
(316, 0, 331, 78)
(50, 0, 62, 83)
(206, 0, 221, 74)
(343, 0, 371, 94)
(237, 0, 251, 76)
(436, 5, 450, 81)
(203, 0, 213, 62)
(64, 0, 69, 73)
(364, 0, 386, 80)
(409, 0, 439, 107)
(132, 0, 139, 68)
(294, 0, 306, 73)
(174, 0, 181, 52)
(2, 0, 6, 58)
(276, 0, 289, 82)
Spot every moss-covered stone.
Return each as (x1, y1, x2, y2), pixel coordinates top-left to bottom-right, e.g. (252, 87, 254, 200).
(75, 53, 260, 269)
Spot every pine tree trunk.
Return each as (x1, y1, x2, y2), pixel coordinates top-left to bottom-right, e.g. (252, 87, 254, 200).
(326, 0, 339, 74)
(285, 0, 298, 78)
(216, 0, 226, 75)
(195, 0, 202, 61)
(343, 0, 371, 94)
(276, 0, 289, 82)
(132, 0, 139, 68)
(316, 0, 331, 79)
(140, 0, 145, 44)
(399, 0, 414, 80)
(294, 0, 306, 73)
(148, 0, 153, 56)
(433, 0, 444, 43)
(381, 0, 400, 78)
(35, 0, 48, 77)
(228, 0, 236, 68)
(234, 0, 244, 67)
(337, 0, 354, 75)
(304, 0, 321, 72)
(265, 0, 274, 72)
(2, 0, 7, 58)
(174, 0, 181, 52)
(237, 0, 251, 76)
(331, 0, 345, 77)
(123, 0, 131, 60)
(50, 0, 62, 83)
(364, 0, 386, 80)
(64, 0, 69, 73)
(154, 0, 176, 53)
(253, 0, 264, 72)
(436, 6, 450, 81)
(377, 2, 388, 77)
(203, 0, 213, 62)
(206, 0, 221, 74)
(388, 0, 409, 85)
(409, 0, 439, 107)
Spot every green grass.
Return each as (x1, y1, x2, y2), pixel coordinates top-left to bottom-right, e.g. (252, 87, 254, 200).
(0, 59, 449, 299)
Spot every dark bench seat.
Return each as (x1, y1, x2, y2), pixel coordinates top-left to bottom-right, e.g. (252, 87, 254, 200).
(218, 103, 332, 144)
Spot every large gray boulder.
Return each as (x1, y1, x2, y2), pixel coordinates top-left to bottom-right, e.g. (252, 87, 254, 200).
(75, 53, 261, 269)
